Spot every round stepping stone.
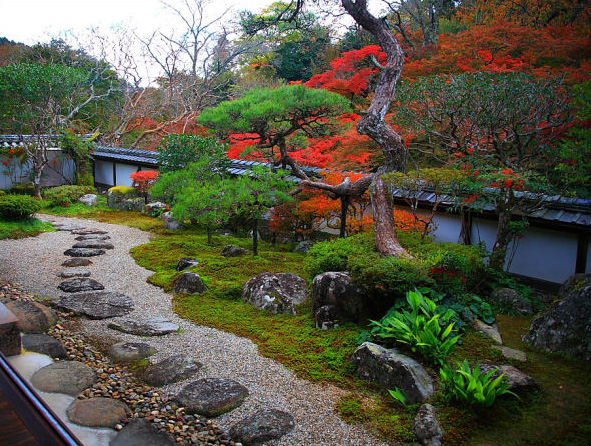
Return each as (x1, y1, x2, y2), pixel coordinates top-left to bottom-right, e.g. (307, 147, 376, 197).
(71, 228, 108, 235)
(75, 234, 111, 241)
(176, 378, 249, 417)
(3, 300, 57, 333)
(58, 278, 104, 293)
(22, 334, 68, 359)
(62, 258, 93, 267)
(229, 409, 295, 444)
(57, 291, 134, 319)
(67, 397, 128, 428)
(108, 317, 179, 337)
(143, 355, 202, 386)
(30, 361, 96, 395)
(110, 418, 176, 446)
(109, 341, 157, 363)
(64, 248, 106, 257)
(72, 241, 114, 250)
(59, 268, 91, 278)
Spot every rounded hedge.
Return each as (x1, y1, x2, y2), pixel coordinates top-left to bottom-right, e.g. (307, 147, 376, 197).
(0, 194, 43, 220)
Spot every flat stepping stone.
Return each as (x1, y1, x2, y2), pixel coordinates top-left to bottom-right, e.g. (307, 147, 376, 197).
(59, 268, 91, 278)
(64, 248, 106, 257)
(109, 341, 157, 363)
(58, 278, 104, 293)
(71, 228, 108, 235)
(110, 418, 176, 446)
(492, 345, 527, 362)
(57, 291, 134, 319)
(176, 378, 249, 417)
(75, 234, 111, 241)
(67, 397, 128, 428)
(30, 361, 96, 395)
(143, 355, 203, 386)
(108, 317, 179, 336)
(72, 240, 114, 250)
(22, 334, 68, 359)
(54, 224, 87, 232)
(229, 409, 295, 444)
(3, 300, 57, 333)
(62, 258, 93, 267)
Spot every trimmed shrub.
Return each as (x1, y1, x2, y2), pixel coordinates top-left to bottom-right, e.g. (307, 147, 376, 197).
(43, 185, 96, 206)
(0, 195, 43, 220)
(10, 183, 36, 196)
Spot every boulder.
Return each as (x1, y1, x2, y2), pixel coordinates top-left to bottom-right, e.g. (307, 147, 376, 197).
(30, 361, 96, 395)
(222, 244, 248, 257)
(67, 397, 128, 428)
(173, 272, 207, 295)
(57, 291, 134, 319)
(176, 257, 200, 271)
(57, 277, 105, 293)
(523, 281, 591, 360)
(242, 272, 309, 315)
(312, 272, 368, 325)
(293, 241, 314, 254)
(164, 216, 183, 230)
(109, 341, 157, 363)
(229, 409, 295, 444)
(63, 248, 106, 257)
(478, 363, 537, 392)
(72, 240, 114, 249)
(108, 194, 145, 212)
(176, 378, 249, 417)
(0, 303, 21, 356)
(108, 317, 179, 337)
(3, 300, 57, 333)
(143, 355, 203, 386)
(489, 288, 533, 316)
(558, 273, 591, 298)
(79, 194, 98, 207)
(62, 258, 93, 267)
(110, 418, 176, 446)
(414, 403, 443, 446)
(58, 268, 91, 278)
(22, 334, 68, 359)
(351, 342, 434, 404)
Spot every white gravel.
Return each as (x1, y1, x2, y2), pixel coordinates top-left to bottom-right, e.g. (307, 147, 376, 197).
(0, 214, 389, 446)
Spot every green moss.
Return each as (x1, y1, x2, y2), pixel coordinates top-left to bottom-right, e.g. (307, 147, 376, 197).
(0, 218, 55, 239)
(108, 186, 137, 196)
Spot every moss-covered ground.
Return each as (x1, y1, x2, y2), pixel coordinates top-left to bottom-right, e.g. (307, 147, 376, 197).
(0, 217, 55, 239)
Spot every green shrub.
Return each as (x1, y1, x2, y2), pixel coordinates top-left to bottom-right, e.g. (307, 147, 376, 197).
(0, 190, 6, 196)
(43, 185, 96, 206)
(439, 359, 517, 407)
(9, 183, 36, 196)
(0, 194, 43, 220)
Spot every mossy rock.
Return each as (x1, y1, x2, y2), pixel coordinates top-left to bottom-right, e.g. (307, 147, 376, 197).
(107, 186, 137, 197)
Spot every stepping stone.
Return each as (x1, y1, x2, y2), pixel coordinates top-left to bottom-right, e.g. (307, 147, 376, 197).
(59, 268, 91, 278)
(64, 248, 106, 257)
(109, 341, 157, 363)
(72, 240, 114, 250)
(108, 317, 179, 337)
(229, 409, 295, 444)
(3, 300, 57, 333)
(110, 418, 176, 446)
(22, 334, 68, 359)
(57, 291, 134, 319)
(71, 228, 108, 235)
(75, 234, 111, 241)
(62, 258, 93, 267)
(54, 224, 87, 232)
(176, 378, 249, 417)
(471, 319, 503, 344)
(30, 361, 96, 395)
(143, 355, 203, 386)
(67, 397, 128, 428)
(492, 345, 527, 362)
(176, 257, 200, 271)
(58, 278, 104, 293)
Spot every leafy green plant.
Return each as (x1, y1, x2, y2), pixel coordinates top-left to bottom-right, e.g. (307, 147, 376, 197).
(369, 290, 462, 366)
(439, 359, 517, 407)
(388, 388, 409, 407)
(0, 194, 43, 220)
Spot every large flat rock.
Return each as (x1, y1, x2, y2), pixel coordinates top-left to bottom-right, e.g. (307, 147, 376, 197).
(72, 241, 114, 250)
(58, 277, 104, 293)
(108, 317, 179, 336)
(143, 355, 203, 386)
(176, 378, 249, 417)
(57, 291, 134, 319)
(64, 248, 106, 257)
(30, 361, 96, 395)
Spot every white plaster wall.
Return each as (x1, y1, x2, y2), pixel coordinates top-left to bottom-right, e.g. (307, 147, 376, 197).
(431, 213, 463, 244)
(115, 164, 138, 186)
(94, 160, 114, 186)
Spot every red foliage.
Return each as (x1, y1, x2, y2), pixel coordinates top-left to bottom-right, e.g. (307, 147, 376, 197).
(130, 170, 159, 195)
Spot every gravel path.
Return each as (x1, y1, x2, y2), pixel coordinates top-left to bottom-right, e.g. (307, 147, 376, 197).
(0, 214, 388, 446)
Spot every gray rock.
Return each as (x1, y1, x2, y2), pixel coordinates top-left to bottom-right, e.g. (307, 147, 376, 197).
(414, 403, 443, 446)
(108, 194, 145, 212)
(79, 194, 98, 207)
(222, 244, 248, 257)
(523, 282, 591, 360)
(67, 397, 128, 427)
(176, 257, 200, 271)
(173, 272, 208, 295)
(471, 319, 503, 344)
(558, 273, 591, 299)
(0, 303, 21, 356)
(62, 258, 93, 267)
(312, 272, 368, 324)
(229, 409, 295, 444)
(108, 317, 179, 337)
(176, 378, 249, 417)
(110, 418, 176, 446)
(64, 248, 106, 257)
(72, 240, 114, 250)
(489, 288, 533, 315)
(58, 268, 91, 278)
(54, 224, 86, 232)
(22, 334, 68, 359)
(58, 277, 105, 293)
(351, 342, 434, 404)
(164, 216, 183, 230)
(478, 363, 538, 392)
(293, 241, 315, 254)
(30, 361, 96, 395)
(315, 305, 338, 330)
(71, 228, 108, 235)
(491, 345, 527, 362)
(57, 291, 134, 319)
(242, 272, 309, 315)
(74, 234, 110, 241)
(144, 355, 203, 386)
(3, 300, 57, 333)
(109, 341, 157, 363)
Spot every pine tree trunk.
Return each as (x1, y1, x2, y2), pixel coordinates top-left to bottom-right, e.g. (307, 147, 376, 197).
(339, 195, 349, 238)
(252, 218, 259, 256)
(490, 205, 513, 271)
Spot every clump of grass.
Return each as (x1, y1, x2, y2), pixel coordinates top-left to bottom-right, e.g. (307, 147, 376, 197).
(0, 217, 55, 239)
